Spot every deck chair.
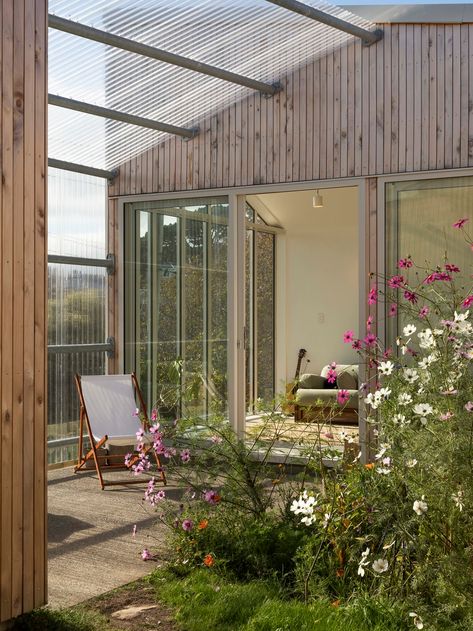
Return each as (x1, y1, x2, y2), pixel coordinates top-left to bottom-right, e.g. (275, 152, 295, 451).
(74, 372, 167, 490)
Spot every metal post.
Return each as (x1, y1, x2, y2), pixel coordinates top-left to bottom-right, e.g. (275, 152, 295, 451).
(48, 94, 199, 139)
(48, 14, 281, 96)
(48, 158, 118, 180)
(265, 0, 382, 46)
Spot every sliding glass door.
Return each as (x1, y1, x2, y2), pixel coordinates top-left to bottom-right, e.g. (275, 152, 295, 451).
(124, 198, 228, 419)
(245, 204, 276, 413)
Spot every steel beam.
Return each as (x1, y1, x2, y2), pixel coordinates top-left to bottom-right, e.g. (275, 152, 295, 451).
(48, 158, 118, 180)
(48, 13, 281, 96)
(48, 94, 199, 139)
(265, 0, 382, 45)
(48, 254, 115, 274)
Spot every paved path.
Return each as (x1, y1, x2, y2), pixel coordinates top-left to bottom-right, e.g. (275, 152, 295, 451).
(48, 467, 175, 608)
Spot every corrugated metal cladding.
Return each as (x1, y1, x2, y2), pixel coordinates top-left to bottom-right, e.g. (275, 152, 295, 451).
(48, 0, 375, 170)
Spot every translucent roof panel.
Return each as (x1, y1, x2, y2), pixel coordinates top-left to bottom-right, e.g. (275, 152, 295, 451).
(49, 0, 376, 170)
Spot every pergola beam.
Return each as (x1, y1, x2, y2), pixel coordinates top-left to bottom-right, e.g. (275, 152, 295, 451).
(48, 158, 118, 180)
(48, 13, 281, 96)
(48, 94, 198, 139)
(265, 0, 382, 46)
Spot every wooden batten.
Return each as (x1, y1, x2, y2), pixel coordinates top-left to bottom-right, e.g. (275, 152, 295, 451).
(0, 0, 47, 621)
(108, 23, 473, 198)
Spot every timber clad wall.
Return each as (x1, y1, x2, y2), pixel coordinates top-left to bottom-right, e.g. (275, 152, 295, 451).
(109, 23, 473, 197)
(0, 0, 47, 621)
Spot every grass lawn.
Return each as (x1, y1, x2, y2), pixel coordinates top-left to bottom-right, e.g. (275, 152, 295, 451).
(11, 567, 409, 631)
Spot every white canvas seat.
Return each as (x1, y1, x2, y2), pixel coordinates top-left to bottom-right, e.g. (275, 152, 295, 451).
(74, 372, 166, 490)
(80, 374, 143, 445)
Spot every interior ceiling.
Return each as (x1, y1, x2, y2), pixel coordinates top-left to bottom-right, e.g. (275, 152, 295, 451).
(48, 0, 375, 171)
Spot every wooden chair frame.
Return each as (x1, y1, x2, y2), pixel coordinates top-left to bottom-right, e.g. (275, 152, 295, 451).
(74, 372, 167, 490)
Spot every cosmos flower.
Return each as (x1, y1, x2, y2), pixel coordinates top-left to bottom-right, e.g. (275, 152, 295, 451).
(372, 558, 389, 573)
(452, 218, 468, 229)
(413, 497, 428, 515)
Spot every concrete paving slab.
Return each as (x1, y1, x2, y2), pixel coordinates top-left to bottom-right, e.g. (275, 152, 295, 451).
(48, 467, 174, 608)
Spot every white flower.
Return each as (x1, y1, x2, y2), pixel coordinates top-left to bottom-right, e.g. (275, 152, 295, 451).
(290, 492, 318, 526)
(452, 490, 464, 511)
(357, 547, 370, 577)
(378, 360, 394, 376)
(403, 324, 417, 336)
(398, 393, 413, 406)
(403, 368, 419, 384)
(418, 329, 436, 350)
(393, 413, 409, 425)
(406, 459, 418, 468)
(454, 310, 469, 322)
(372, 558, 389, 573)
(409, 612, 424, 629)
(376, 467, 391, 475)
(375, 444, 390, 460)
(413, 403, 434, 424)
(365, 388, 391, 410)
(418, 354, 436, 369)
(413, 497, 428, 515)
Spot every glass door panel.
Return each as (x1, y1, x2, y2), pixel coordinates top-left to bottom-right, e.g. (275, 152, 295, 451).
(124, 197, 228, 419)
(245, 203, 276, 413)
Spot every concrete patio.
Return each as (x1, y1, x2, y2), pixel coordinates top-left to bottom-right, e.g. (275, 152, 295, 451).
(48, 466, 175, 608)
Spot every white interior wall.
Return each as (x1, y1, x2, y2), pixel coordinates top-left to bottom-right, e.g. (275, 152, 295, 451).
(248, 187, 359, 386)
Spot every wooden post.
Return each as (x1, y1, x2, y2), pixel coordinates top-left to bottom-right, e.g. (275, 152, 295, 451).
(0, 0, 47, 621)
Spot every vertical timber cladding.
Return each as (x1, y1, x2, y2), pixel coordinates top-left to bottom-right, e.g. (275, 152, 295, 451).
(0, 0, 47, 621)
(109, 22, 473, 197)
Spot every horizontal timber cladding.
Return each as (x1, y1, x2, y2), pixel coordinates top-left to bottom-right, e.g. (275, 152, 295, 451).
(109, 23, 473, 197)
(0, 0, 48, 621)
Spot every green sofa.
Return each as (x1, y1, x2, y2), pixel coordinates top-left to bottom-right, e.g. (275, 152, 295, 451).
(294, 364, 359, 422)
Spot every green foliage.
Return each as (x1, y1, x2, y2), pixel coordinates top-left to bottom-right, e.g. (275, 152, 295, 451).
(11, 607, 110, 631)
(149, 568, 409, 631)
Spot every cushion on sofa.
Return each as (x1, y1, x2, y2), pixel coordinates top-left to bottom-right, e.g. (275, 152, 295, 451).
(295, 388, 358, 409)
(337, 370, 358, 390)
(298, 373, 326, 389)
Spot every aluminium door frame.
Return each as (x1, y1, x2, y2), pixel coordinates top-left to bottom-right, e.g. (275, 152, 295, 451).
(116, 175, 365, 437)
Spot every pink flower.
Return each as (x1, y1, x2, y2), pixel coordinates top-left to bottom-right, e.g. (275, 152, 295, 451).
(352, 339, 362, 350)
(388, 275, 405, 289)
(423, 271, 452, 284)
(366, 315, 373, 331)
(383, 348, 393, 358)
(398, 257, 413, 269)
(462, 295, 473, 309)
(368, 286, 378, 305)
(419, 306, 429, 319)
(326, 368, 337, 384)
(364, 333, 377, 347)
(182, 519, 194, 532)
(210, 435, 223, 444)
(124, 452, 133, 467)
(203, 490, 221, 505)
(453, 218, 469, 229)
(404, 290, 418, 304)
(136, 428, 145, 440)
(150, 409, 158, 421)
(388, 303, 398, 317)
(440, 412, 454, 421)
(337, 389, 350, 406)
(445, 263, 460, 273)
(133, 408, 140, 417)
(141, 549, 153, 561)
(180, 449, 191, 463)
(343, 330, 354, 344)
(465, 401, 473, 413)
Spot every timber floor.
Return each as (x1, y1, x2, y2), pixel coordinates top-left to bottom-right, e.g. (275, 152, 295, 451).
(47, 466, 175, 608)
(245, 415, 359, 447)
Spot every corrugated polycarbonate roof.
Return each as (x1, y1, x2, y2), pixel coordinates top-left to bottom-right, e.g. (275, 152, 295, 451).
(48, 0, 376, 170)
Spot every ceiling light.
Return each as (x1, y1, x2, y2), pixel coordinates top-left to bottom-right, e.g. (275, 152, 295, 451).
(312, 190, 324, 208)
